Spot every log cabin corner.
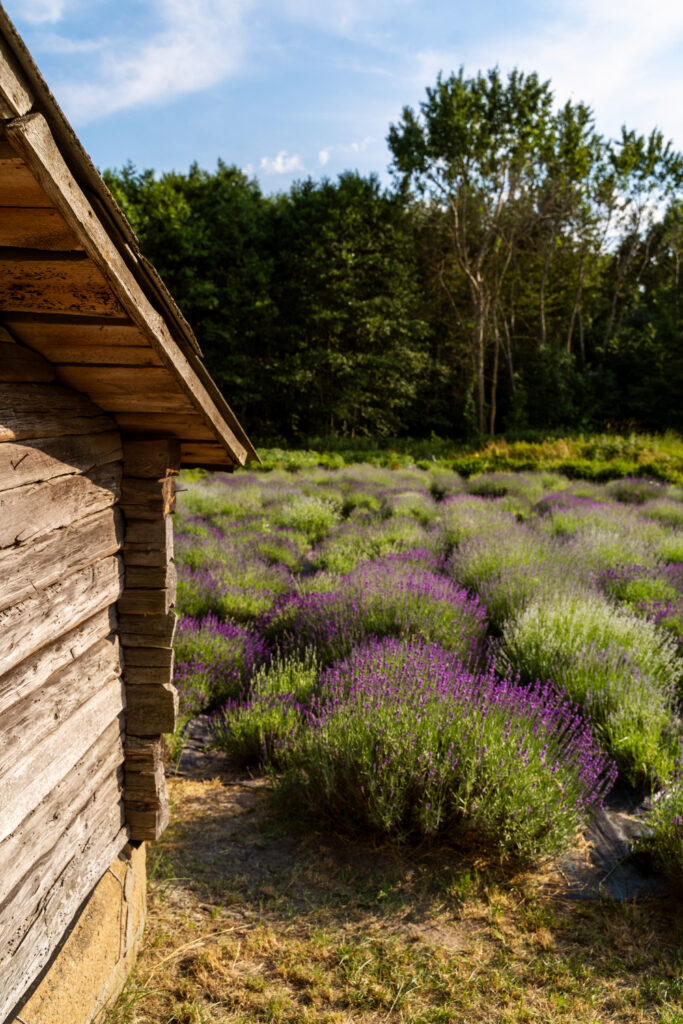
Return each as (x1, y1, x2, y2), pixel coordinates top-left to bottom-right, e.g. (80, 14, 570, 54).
(0, 6, 257, 1021)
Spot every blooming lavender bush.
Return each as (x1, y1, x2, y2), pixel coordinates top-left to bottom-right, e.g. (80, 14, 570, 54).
(211, 650, 319, 767)
(274, 639, 616, 860)
(262, 553, 487, 665)
(501, 592, 681, 782)
(310, 515, 429, 574)
(171, 613, 270, 751)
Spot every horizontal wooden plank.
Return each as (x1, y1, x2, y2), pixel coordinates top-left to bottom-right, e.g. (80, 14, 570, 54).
(119, 609, 176, 648)
(118, 583, 175, 617)
(54, 347, 165, 367)
(125, 561, 176, 590)
(124, 663, 175, 685)
(0, 461, 121, 549)
(181, 441, 240, 468)
(0, 506, 123, 612)
(126, 683, 178, 735)
(0, 673, 125, 841)
(0, 255, 124, 316)
(0, 339, 54, 381)
(123, 437, 181, 479)
(0, 636, 122, 800)
(0, 430, 121, 493)
(55, 366, 191, 413)
(122, 645, 174, 670)
(0, 160, 52, 208)
(0, 767, 124, 951)
(0, 381, 115, 442)
(0, 808, 127, 1024)
(0, 206, 83, 249)
(123, 520, 174, 567)
(0, 716, 124, 908)
(0, 607, 116, 717)
(120, 475, 176, 518)
(0, 553, 123, 676)
(114, 412, 217, 440)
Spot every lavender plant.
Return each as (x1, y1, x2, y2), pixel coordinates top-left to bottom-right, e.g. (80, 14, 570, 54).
(501, 592, 681, 782)
(262, 553, 487, 665)
(274, 639, 616, 860)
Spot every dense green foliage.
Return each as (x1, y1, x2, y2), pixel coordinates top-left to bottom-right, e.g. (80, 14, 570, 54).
(105, 67, 683, 443)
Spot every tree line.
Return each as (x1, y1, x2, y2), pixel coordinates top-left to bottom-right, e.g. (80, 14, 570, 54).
(104, 67, 683, 444)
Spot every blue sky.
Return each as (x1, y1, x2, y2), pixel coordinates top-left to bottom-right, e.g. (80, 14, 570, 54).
(5, 0, 683, 193)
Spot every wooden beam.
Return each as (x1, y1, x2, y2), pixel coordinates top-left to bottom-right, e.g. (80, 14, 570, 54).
(0, 607, 116, 717)
(55, 365, 195, 412)
(0, 206, 82, 249)
(124, 736, 168, 840)
(0, 461, 121, 549)
(0, 254, 125, 316)
(120, 476, 176, 519)
(0, 32, 33, 117)
(0, 806, 127, 1024)
(0, 506, 123, 612)
(0, 381, 115, 442)
(0, 716, 124, 908)
(181, 441, 239, 468)
(0, 636, 123, 803)
(125, 683, 178, 735)
(123, 515, 173, 567)
(122, 438, 181, 479)
(118, 610, 176, 649)
(114, 412, 218, 441)
(0, 430, 122, 492)
(0, 673, 125, 841)
(6, 114, 250, 464)
(0, 553, 123, 676)
(118, 585, 175, 617)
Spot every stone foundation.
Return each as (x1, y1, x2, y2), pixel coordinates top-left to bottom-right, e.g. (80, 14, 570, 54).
(10, 842, 146, 1024)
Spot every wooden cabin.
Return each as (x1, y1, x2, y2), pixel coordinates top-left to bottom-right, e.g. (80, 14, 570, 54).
(0, 7, 257, 1021)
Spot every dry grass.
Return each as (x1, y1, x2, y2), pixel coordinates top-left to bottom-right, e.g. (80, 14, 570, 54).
(105, 767, 683, 1024)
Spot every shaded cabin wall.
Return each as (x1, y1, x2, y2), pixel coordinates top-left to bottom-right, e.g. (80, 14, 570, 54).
(0, 340, 127, 1023)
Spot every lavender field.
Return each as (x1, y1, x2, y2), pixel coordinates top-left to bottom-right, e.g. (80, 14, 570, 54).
(172, 465, 683, 874)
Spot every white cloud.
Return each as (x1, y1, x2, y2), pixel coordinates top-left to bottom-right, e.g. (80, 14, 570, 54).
(318, 148, 331, 166)
(19, 0, 73, 24)
(259, 150, 304, 174)
(56, 0, 252, 123)
(412, 0, 683, 146)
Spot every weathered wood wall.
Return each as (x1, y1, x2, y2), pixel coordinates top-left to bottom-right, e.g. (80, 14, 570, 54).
(0, 339, 127, 1023)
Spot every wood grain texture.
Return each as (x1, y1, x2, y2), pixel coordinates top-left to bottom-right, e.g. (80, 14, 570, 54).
(120, 475, 176, 518)
(123, 438, 181, 479)
(0, 430, 122, 492)
(0, 636, 122, 786)
(0, 461, 121, 548)
(0, 205, 82, 249)
(0, 716, 124, 908)
(56, 365, 193, 413)
(7, 113, 248, 465)
(118, 585, 175, 617)
(0, 381, 115, 442)
(0, 254, 124, 316)
(0, 811, 127, 1024)
(0, 339, 54, 381)
(0, 673, 125, 841)
(121, 645, 174, 670)
(124, 734, 168, 840)
(0, 36, 33, 116)
(114, 412, 216, 441)
(0, 506, 123, 612)
(126, 683, 178, 735)
(0, 553, 123, 676)
(0, 607, 116, 717)
(118, 609, 176, 649)
(122, 515, 174, 568)
(124, 561, 177, 590)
